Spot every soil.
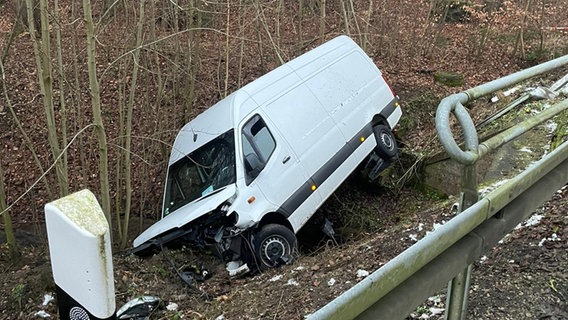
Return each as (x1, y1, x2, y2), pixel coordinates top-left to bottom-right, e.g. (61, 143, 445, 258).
(1, 184, 567, 319)
(1, 0, 568, 319)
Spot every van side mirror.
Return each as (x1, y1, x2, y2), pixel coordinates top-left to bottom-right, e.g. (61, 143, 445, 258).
(245, 153, 263, 179)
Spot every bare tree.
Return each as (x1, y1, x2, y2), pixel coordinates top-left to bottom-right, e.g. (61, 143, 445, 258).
(0, 160, 19, 266)
(26, 0, 69, 196)
(83, 0, 112, 227)
(117, 0, 146, 249)
(513, 0, 534, 58)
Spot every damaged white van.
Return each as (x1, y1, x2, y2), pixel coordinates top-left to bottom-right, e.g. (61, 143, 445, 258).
(131, 35, 402, 271)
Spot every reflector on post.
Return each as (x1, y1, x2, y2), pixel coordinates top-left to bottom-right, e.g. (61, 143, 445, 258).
(45, 189, 116, 320)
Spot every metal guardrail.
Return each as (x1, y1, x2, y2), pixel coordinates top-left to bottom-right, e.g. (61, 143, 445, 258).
(307, 54, 568, 320)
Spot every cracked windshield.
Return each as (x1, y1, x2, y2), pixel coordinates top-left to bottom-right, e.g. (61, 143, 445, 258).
(164, 130, 236, 215)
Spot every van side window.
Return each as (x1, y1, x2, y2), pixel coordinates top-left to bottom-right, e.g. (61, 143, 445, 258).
(242, 115, 276, 183)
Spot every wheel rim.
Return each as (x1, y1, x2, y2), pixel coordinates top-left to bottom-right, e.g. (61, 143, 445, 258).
(260, 236, 289, 265)
(381, 132, 394, 150)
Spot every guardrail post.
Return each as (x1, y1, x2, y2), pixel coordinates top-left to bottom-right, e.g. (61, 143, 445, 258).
(445, 164, 478, 320)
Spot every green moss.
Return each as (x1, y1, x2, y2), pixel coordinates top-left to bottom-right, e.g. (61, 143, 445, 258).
(434, 71, 465, 87)
(398, 91, 440, 138)
(50, 189, 108, 236)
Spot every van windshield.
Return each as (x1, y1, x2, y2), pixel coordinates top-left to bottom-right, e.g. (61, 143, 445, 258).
(163, 130, 236, 216)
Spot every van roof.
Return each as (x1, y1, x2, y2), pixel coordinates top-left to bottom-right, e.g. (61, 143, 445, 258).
(169, 35, 361, 165)
(170, 92, 239, 164)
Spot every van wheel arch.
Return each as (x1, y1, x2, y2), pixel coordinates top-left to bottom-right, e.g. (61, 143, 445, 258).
(257, 212, 294, 232)
(372, 115, 390, 129)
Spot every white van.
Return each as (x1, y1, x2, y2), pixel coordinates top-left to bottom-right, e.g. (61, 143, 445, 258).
(131, 35, 402, 271)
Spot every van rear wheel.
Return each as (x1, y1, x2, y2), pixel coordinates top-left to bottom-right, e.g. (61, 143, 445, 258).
(373, 125, 398, 159)
(253, 224, 296, 271)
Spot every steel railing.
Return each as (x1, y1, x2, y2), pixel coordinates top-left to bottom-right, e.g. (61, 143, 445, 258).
(307, 54, 568, 320)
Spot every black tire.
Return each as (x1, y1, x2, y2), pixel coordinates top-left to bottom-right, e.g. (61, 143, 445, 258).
(373, 124, 398, 159)
(253, 224, 296, 271)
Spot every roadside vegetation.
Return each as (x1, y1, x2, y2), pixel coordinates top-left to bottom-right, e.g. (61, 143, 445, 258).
(0, 0, 567, 319)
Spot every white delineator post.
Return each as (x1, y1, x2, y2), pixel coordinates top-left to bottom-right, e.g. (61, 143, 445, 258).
(45, 189, 116, 320)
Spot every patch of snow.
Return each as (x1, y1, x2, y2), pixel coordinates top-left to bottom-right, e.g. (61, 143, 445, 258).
(539, 233, 561, 246)
(426, 221, 447, 236)
(356, 269, 370, 278)
(215, 315, 225, 320)
(505, 86, 521, 96)
(515, 214, 544, 230)
(409, 234, 418, 242)
(419, 313, 430, 319)
(430, 307, 445, 315)
(294, 266, 305, 271)
(546, 121, 558, 133)
(34, 311, 50, 318)
(518, 147, 532, 153)
(509, 260, 515, 264)
(268, 275, 283, 282)
(480, 256, 488, 263)
(418, 223, 424, 232)
(42, 294, 54, 306)
(427, 295, 442, 304)
(498, 233, 511, 244)
(479, 179, 510, 196)
(286, 279, 299, 286)
(166, 302, 179, 311)
(327, 278, 336, 286)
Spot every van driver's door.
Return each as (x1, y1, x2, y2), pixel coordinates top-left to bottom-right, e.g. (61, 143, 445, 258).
(240, 113, 320, 223)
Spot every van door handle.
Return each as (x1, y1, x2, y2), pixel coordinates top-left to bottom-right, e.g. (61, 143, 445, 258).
(282, 156, 291, 164)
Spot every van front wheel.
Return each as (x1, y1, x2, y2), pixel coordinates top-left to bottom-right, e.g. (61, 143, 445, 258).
(253, 224, 296, 271)
(373, 125, 398, 159)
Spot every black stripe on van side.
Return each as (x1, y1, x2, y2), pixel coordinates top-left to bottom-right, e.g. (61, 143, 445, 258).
(279, 123, 374, 217)
(379, 96, 400, 121)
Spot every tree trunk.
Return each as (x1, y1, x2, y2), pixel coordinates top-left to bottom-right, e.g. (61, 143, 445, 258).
(119, 0, 146, 249)
(27, 0, 69, 196)
(224, 0, 230, 97)
(83, 0, 112, 229)
(53, 0, 68, 185)
(319, 0, 326, 44)
(0, 161, 19, 266)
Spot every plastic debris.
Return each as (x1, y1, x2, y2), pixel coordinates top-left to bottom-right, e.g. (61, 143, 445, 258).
(226, 260, 250, 277)
(34, 310, 50, 318)
(42, 293, 54, 306)
(117, 296, 162, 319)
